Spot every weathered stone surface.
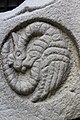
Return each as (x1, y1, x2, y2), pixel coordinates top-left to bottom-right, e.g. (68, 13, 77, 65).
(0, 0, 80, 120)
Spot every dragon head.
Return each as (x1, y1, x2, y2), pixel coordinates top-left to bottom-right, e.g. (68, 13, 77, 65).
(8, 32, 27, 73)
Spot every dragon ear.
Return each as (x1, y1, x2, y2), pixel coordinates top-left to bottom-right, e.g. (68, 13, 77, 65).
(11, 32, 19, 47)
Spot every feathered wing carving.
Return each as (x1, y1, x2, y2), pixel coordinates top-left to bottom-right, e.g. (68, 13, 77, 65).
(1, 21, 71, 102)
(30, 35, 70, 102)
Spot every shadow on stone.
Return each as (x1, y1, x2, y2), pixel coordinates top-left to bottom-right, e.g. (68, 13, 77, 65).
(70, 118, 80, 120)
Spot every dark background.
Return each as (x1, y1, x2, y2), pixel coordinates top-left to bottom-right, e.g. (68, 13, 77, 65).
(0, 0, 24, 12)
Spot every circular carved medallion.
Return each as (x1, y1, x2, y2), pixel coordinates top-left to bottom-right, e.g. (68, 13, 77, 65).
(1, 21, 71, 102)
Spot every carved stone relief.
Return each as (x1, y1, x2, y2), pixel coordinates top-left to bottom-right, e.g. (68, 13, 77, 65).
(1, 0, 80, 119)
(1, 21, 71, 102)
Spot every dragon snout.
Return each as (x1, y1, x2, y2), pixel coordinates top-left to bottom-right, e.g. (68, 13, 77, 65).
(8, 54, 32, 73)
(21, 57, 33, 73)
(13, 61, 22, 72)
(13, 60, 27, 73)
(21, 66, 27, 73)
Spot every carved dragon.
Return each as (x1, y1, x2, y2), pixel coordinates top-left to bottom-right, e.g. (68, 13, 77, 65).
(1, 22, 71, 102)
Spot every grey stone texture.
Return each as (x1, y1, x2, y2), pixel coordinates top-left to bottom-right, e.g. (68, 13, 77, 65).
(0, 0, 80, 120)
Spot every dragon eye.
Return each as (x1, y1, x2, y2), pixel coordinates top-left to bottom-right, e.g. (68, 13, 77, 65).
(16, 51, 21, 57)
